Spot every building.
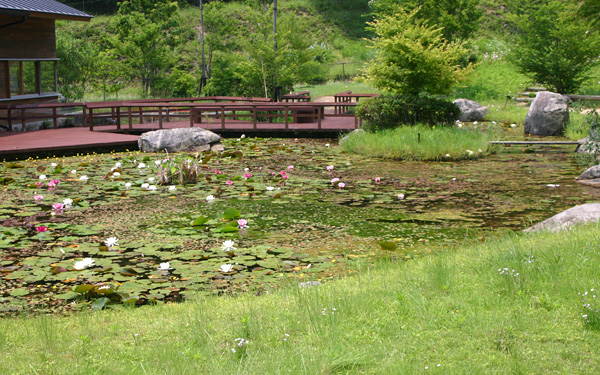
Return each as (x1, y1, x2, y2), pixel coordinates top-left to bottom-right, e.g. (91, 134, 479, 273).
(0, 0, 92, 106)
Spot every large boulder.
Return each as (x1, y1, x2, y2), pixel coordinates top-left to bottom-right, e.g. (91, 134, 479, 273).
(524, 203, 600, 233)
(453, 99, 488, 122)
(138, 128, 223, 153)
(524, 91, 569, 136)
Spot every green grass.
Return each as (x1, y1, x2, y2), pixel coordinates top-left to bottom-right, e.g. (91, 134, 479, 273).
(340, 124, 494, 160)
(295, 81, 380, 100)
(483, 101, 529, 125)
(3, 222, 600, 373)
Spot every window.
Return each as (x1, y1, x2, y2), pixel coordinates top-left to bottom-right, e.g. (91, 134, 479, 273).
(4, 59, 58, 99)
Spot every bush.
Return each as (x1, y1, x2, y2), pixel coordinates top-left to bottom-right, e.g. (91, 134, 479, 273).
(355, 95, 461, 132)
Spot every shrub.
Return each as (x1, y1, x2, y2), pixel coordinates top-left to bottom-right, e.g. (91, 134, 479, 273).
(355, 95, 461, 132)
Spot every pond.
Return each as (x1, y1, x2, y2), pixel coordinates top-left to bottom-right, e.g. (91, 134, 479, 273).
(0, 135, 596, 314)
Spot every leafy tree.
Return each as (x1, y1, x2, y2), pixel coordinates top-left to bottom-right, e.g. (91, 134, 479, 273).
(56, 30, 97, 101)
(369, 0, 482, 42)
(508, 0, 600, 94)
(579, 0, 600, 26)
(363, 7, 470, 96)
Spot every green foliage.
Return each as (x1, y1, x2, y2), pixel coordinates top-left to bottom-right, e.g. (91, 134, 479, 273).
(56, 30, 97, 101)
(342, 123, 490, 160)
(356, 95, 461, 131)
(363, 8, 471, 96)
(508, 1, 600, 94)
(369, 0, 483, 42)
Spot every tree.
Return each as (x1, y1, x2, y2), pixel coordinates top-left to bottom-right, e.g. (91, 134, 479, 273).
(580, 0, 600, 26)
(363, 8, 470, 96)
(508, 1, 600, 94)
(56, 29, 97, 101)
(369, 0, 482, 42)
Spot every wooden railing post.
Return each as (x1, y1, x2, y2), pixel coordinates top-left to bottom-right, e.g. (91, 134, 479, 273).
(221, 105, 225, 129)
(7, 107, 13, 132)
(116, 107, 121, 130)
(139, 107, 143, 124)
(317, 106, 322, 129)
(83, 106, 87, 129)
(166, 107, 170, 122)
(158, 107, 163, 129)
(21, 108, 26, 131)
(252, 105, 257, 129)
(284, 105, 289, 129)
(189, 106, 194, 128)
(88, 108, 94, 131)
(128, 107, 133, 133)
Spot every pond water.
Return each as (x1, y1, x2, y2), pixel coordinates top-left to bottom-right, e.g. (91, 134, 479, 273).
(0, 136, 596, 314)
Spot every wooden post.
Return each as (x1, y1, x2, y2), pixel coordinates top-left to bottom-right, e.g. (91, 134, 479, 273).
(116, 107, 121, 130)
(7, 107, 12, 132)
(284, 105, 288, 129)
(139, 107, 143, 124)
(89, 108, 94, 131)
(317, 106, 322, 129)
(83, 106, 87, 129)
(52, 107, 58, 128)
(189, 107, 194, 128)
(252, 105, 257, 129)
(21, 108, 26, 131)
(221, 105, 225, 129)
(166, 107, 170, 122)
(158, 107, 163, 129)
(128, 107, 133, 133)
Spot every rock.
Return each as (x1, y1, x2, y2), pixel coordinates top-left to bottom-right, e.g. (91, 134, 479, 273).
(453, 99, 488, 122)
(339, 129, 364, 144)
(576, 165, 600, 180)
(524, 91, 569, 136)
(524, 203, 600, 233)
(138, 128, 222, 153)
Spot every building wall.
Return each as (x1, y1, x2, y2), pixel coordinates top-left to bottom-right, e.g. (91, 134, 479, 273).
(0, 16, 56, 59)
(0, 61, 8, 99)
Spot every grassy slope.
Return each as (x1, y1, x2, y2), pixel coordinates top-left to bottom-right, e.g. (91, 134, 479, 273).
(3, 223, 600, 374)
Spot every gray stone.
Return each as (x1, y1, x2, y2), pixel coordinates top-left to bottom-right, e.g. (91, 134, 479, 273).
(138, 128, 222, 153)
(576, 165, 600, 180)
(524, 91, 569, 136)
(453, 99, 488, 122)
(524, 203, 600, 233)
(339, 128, 364, 144)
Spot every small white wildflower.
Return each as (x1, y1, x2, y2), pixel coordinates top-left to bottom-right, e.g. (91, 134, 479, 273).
(155, 160, 161, 166)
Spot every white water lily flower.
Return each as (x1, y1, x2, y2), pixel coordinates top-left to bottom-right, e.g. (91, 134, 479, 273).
(112, 172, 121, 178)
(221, 240, 236, 252)
(70, 169, 77, 174)
(219, 264, 234, 273)
(114, 162, 122, 168)
(79, 175, 89, 181)
(73, 257, 95, 270)
(63, 198, 73, 207)
(105, 237, 119, 248)
(206, 195, 215, 202)
(137, 163, 146, 169)
(148, 185, 157, 191)
(124, 182, 132, 189)
(39, 174, 47, 180)
(147, 177, 155, 182)
(155, 160, 162, 166)
(168, 185, 176, 192)
(266, 186, 275, 191)
(158, 262, 171, 270)
(141, 183, 149, 189)
(50, 163, 57, 167)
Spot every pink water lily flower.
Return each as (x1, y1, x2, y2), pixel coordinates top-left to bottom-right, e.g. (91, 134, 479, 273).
(338, 182, 346, 188)
(226, 180, 233, 186)
(214, 169, 222, 175)
(36, 182, 43, 188)
(397, 193, 405, 200)
(326, 165, 334, 171)
(52, 203, 64, 211)
(35, 226, 48, 232)
(34, 195, 44, 202)
(243, 173, 252, 179)
(331, 178, 340, 185)
(288, 165, 294, 170)
(237, 219, 249, 229)
(51, 179, 60, 185)
(374, 177, 381, 184)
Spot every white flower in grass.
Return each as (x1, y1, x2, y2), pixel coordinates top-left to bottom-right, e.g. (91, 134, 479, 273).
(158, 262, 171, 270)
(221, 240, 236, 252)
(137, 163, 146, 169)
(206, 195, 215, 202)
(219, 264, 234, 273)
(124, 182, 132, 189)
(105, 237, 119, 248)
(168, 185, 176, 192)
(73, 257, 95, 270)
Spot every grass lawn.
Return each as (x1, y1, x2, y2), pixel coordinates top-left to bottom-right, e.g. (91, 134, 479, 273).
(2, 223, 600, 374)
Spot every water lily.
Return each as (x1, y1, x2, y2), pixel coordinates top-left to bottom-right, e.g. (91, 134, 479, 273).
(326, 165, 334, 171)
(50, 162, 57, 167)
(50, 179, 60, 185)
(219, 264, 234, 273)
(374, 177, 381, 184)
(226, 180, 233, 186)
(397, 193, 405, 200)
(331, 178, 340, 185)
(141, 183, 149, 189)
(34, 195, 43, 202)
(338, 182, 346, 188)
(168, 185, 176, 192)
(105, 237, 119, 248)
(73, 257, 95, 270)
(63, 198, 73, 208)
(266, 186, 274, 191)
(52, 203, 64, 211)
(221, 240, 236, 251)
(288, 165, 294, 170)
(147, 177, 155, 182)
(154, 160, 161, 166)
(35, 226, 48, 232)
(112, 172, 121, 177)
(47, 181, 56, 188)
(237, 219, 249, 229)
(79, 175, 89, 181)
(206, 195, 215, 202)
(35, 182, 43, 188)
(137, 163, 146, 169)
(114, 162, 122, 168)
(243, 173, 252, 179)
(214, 169, 222, 175)
(124, 182, 132, 189)
(148, 185, 157, 191)
(325, 143, 330, 147)
(241, 134, 246, 138)
(39, 174, 47, 180)
(158, 262, 171, 270)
